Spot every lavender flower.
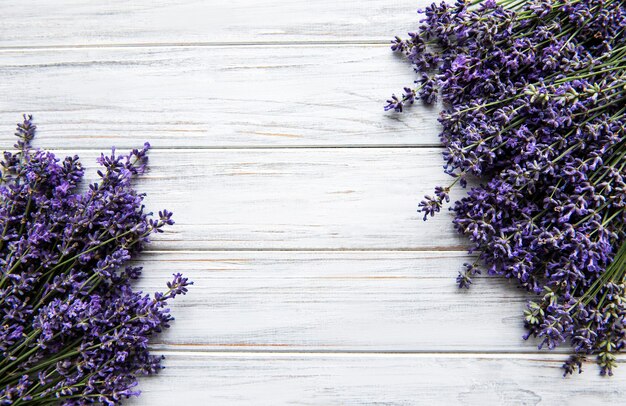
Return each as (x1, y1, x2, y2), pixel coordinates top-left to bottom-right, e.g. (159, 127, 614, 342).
(0, 116, 191, 404)
(389, 0, 626, 374)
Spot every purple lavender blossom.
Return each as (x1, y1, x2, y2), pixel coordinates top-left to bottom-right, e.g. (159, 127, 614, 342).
(389, 0, 626, 375)
(0, 116, 191, 404)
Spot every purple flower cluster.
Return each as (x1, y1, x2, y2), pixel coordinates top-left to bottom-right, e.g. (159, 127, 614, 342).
(390, 0, 626, 374)
(0, 116, 191, 404)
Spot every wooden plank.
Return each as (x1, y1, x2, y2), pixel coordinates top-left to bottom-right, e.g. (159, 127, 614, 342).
(1, 0, 428, 47)
(126, 352, 626, 405)
(136, 251, 549, 353)
(44, 148, 464, 250)
(0, 45, 439, 149)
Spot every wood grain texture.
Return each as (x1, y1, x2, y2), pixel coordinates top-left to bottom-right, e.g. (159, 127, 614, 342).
(136, 251, 548, 353)
(0, 45, 439, 149)
(60, 148, 465, 250)
(125, 352, 626, 406)
(0, 0, 429, 47)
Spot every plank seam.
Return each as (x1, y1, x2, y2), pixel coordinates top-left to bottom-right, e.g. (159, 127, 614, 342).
(23, 145, 443, 151)
(140, 248, 469, 253)
(142, 349, 626, 361)
(139, 249, 471, 254)
(0, 40, 393, 52)
(147, 348, 565, 356)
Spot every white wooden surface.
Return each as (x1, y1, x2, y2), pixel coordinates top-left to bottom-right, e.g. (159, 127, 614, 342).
(0, 46, 440, 148)
(3, 1, 625, 404)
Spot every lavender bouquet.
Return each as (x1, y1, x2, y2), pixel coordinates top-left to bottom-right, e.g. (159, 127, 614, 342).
(388, 0, 626, 374)
(0, 116, 191, 404)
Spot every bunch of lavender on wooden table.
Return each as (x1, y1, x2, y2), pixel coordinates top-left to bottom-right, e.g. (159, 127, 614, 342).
(0, 116, 191, 404)
(388, 0, 626, 375)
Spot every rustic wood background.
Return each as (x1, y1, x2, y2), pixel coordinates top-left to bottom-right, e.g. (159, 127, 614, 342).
(2, 1, 625, 404)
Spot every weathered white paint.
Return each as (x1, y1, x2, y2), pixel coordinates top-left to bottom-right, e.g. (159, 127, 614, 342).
(0, 0, 431, 47)
(125, 352, 626, 406)
(136, 251, 547, 353)
(0, 46, 440, 149)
